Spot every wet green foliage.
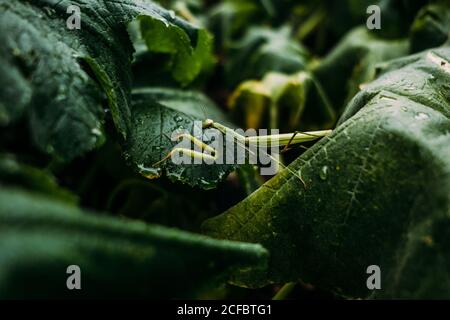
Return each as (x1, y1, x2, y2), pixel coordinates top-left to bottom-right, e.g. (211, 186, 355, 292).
(0, 0, 449, 299)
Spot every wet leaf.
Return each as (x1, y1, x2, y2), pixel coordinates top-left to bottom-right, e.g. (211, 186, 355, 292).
(126, 88, 237, 189)
(203, 47, 450, 299)
(0, 0, 213, 160)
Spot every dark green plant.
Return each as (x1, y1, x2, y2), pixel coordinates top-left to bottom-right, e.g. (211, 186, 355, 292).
(0, 0, 449, 300)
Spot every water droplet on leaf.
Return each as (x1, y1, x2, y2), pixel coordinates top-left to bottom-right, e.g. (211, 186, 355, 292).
(415, 112, 429, 120)
(319, 165, 328, 180)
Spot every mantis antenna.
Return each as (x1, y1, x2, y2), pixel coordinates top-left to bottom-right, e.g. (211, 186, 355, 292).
(199, 104, 208, 120)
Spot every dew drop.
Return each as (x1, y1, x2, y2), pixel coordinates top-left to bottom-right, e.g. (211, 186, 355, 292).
(415, 112, 429, 120)
(319, 165, 328, 180)
(174, 116, 183, 123)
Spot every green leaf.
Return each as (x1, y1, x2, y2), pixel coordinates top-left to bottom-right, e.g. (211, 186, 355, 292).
(235, 164, 265, 197)
(229, 71, 335, 131)
(126, 87, 237, 189)
(0, 187, 268, 299)
(0, 57, 32, 126)
(0, 0, 213, 160)
(206, 0, 260, 48)
(226, 26, 311, 87)
(139, 15, 215, 86)
(410, 1, 450, 53)
(203, 46, 450, 298)
(312, 27, 408, 112)
(0, 154, 77, 204)
(0, 0, 105, 159)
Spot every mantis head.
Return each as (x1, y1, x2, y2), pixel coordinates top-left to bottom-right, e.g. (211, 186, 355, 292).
(202, 118, 214, 129)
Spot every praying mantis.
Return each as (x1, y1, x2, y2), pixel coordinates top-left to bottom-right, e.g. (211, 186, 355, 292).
(153, 118, 332, 186)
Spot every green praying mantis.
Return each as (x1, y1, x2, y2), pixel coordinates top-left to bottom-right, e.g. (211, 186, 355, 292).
(153, 118, 332, 186)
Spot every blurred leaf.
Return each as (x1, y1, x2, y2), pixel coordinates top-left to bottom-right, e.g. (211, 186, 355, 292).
(229, 71, 335, 131)
(0, 154, 77, 204)
(203, 46, 450, 298)
(105, 179, 216, 232)
(364, 0, 427, 39)
(226, 26, 311, 87)
(324, 0, 425, 40)
(206, 0, 260, 48)
(235, 165, 264, 196)
(126, 87, 237, 189)
(0, 187, 268, 299)
(410, 1, 450, 53)
(312, 27, 408, 112)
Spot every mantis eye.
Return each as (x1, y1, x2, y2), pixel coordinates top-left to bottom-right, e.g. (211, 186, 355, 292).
(202, 119, 214, 129)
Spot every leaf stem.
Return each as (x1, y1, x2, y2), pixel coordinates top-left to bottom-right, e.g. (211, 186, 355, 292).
(272, 282, 296, 300)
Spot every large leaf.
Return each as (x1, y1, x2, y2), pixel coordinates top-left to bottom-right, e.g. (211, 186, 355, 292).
(0, 0, 213, 160)
(126, 88, 237, 189)
(0, 187, 268, 299)
(312, 27, 408, 112)
(203, 46, 450, 298)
